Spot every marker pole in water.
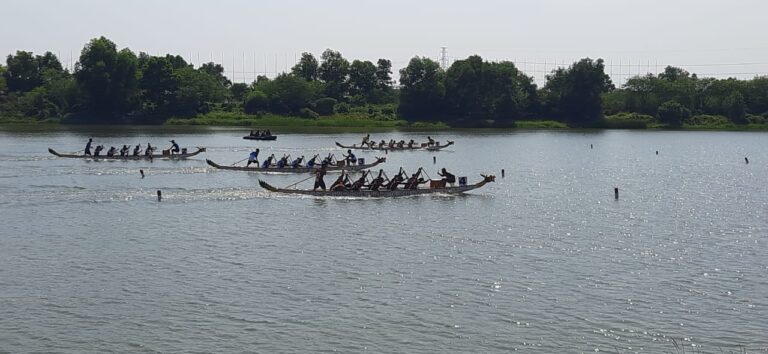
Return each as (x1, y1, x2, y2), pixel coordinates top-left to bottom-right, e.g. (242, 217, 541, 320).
(501, 169, 505, 178)
(140, 169, 145, 178)
(656, 151, 659, 155)
(157, 190, 162, 202)
(590, 144, 593, 149)
(433, 156, 436, 164)
(614, 187, 619, 200)
(745, 157, 749, 164)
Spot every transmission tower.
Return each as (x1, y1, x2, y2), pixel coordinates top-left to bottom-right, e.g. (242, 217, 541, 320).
(440, 47, 448, 69)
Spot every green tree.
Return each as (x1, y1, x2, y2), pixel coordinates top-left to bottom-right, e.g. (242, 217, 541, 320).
(313, 97, 337, 115)
(348, 59, 377, 100)
(541, 58, 613, 124)
(4, 51, 63, 93)
(398, 57, 444, 120)
(199, 62, 231, 88)
(173, 66, 228, 116)
(658, 66, 690, 82)
(724, 91, 747, 124)
(375, 59, 392, 89)
(318, 49, 349, 100)
(243, 90, 268, 114)
(75, 37, 139, 117)
(261, 73, 318, 114)
(139, 56, 179, 114)
(230, 83, 250, 102)
(291, 52, 319, 81)
(657, 100, 690, 127)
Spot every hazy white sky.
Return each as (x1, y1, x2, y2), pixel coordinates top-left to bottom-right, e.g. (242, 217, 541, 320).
(2, 0, 767, 85)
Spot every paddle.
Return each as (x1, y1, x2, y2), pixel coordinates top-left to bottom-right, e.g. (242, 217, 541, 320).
(231, 157, 249, 166)
(283, 174, 315, 189)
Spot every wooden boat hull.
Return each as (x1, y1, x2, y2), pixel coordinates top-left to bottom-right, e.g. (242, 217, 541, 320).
(258, 175, 494, 197)
(336, 141, 454, 151)
(243, 135, 277, 141)
(48, 147, 206, 160)
(206, 157, 385, 173)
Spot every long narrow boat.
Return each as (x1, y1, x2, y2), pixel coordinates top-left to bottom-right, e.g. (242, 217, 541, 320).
(258, 175, 495, 197)
(206, 157, 386, 173)
(335, 141, 454, 151)
(243, 135, 277, 141)
(48, 147, 206, 160)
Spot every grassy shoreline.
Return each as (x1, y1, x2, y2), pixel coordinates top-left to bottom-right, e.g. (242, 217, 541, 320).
(3, 112, 768, 131)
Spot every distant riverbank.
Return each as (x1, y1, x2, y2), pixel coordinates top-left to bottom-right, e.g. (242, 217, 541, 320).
(3, 112, 768, 131)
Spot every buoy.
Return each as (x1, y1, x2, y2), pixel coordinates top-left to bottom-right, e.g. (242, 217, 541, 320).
(157, 190, 162, 202)
(590, 144, 593, 149)
(433, 156, 436, 164)
(501, 169, 505, 178)
(656, 151, 659, 155)
(614, 187, 619, 200)
(140, 169, 145, 178)
(745, 157, 749, 164)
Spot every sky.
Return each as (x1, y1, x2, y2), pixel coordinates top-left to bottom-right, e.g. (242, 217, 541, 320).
(2, 0, 767, 86)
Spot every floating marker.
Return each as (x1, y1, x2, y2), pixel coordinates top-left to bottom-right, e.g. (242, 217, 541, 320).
(745, 157, 749, 164)
(656, 151, 659, 155)
(590, 144, 593, 149)
(433, 156, 436, 164)
(501, 169, 505, 178)
(140, 169, 145, 178)
(157, 190, 162, 202)
(614, 187, 619, 200)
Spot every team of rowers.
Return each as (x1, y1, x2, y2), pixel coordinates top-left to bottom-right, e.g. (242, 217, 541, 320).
(360, 134, 436, 149)
(249, 130, 272, 137)
(246, 149, 357, 169)
(83, 138, 182, 157)
(312, 167, 456, 192)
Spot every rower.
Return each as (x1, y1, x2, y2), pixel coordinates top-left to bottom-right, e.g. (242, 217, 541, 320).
(330, 171, 347, 191)
(368, 169, 385, 191)
(350, 171, 368, 191)
(361, 134, 370, 146)
(378, 140, 386, 149)
(133, 144, 141, 156)
(144, 143, 154, 156)
(106, 146, 116, 157)
(313, 165, 327, 191)
(266, 129, 272, 136)
(119, 145, 129, 156)
(438, 168, 456, 186)
(169, 140, 180, 154)
(247, 149, 260, 167)
(306, 154, 319, 168)
(261, 154, 274, 168)
(94, 145, 104, 156)
(404, 168, 424, 190)
(407, 139, 415, 148)
(427, 136, 435, 146)
(291, 156, 304, 168)
(344, 149, 357, 165)
(386, 169, 406, 190)
(276, 155, 288, 168)
(84, 138, 93, 156)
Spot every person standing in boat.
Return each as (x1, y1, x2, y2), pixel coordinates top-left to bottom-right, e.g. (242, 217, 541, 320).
(169, 140, 180, 154)
(84, 138, 93, 156)
(344, 149, 357, 165)
(313, 165, 327, 191)
(427, 136, 435, 146)
(246, 149, 260, 167)
(438, 168, 456, 186)
(361, 134, 370, 146)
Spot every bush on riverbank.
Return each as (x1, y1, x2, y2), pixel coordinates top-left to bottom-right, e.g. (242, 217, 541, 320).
(165, 111, 449, 129)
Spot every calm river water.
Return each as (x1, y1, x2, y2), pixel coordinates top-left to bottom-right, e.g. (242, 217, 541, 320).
(0, 127, 766, 353)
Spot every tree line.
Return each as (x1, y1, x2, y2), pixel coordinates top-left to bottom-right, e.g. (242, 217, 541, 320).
(1, 36, 767, 126)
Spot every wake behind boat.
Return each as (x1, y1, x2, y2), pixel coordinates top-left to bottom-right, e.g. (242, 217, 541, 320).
(48, 147, 206, 160)
(207, 157, 386, 173)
